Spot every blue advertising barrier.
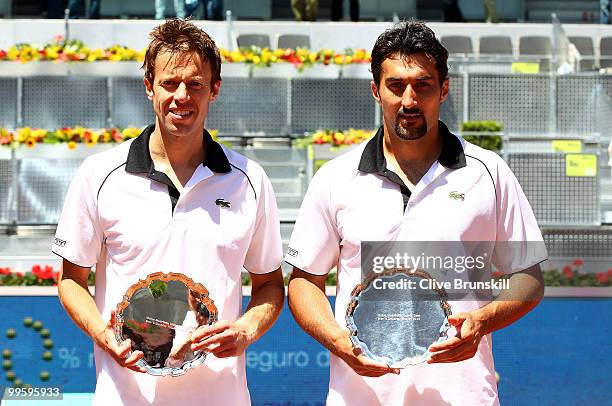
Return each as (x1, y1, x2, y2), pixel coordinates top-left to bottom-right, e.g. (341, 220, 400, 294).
(0, 295, 610, 405)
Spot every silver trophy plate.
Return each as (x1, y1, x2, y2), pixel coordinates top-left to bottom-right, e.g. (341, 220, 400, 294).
(114, 272, 218, 376)
(346, 268, 451, 368)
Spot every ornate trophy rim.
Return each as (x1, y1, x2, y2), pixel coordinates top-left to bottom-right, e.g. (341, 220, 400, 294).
(114, 272, 218, 377)
(345, 267, 452, 368)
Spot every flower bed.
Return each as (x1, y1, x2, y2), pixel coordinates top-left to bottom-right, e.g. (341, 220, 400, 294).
(543, 260, 612, 287)
(492, 259, 612, 287)
(0, 36, 371, 73)
(4, 264, 609, 287)
(0, 126, 142, 149)
(0, 127, 220, 149)
(0, 265, 95, 286)
(294, 128, 375, 148)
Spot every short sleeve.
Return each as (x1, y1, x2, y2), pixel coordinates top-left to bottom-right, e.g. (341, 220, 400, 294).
(243, 170, 283, 274)
(52, 158, 104, 268)
(285, 165, 340, 275)
(492, 159, 548, 274)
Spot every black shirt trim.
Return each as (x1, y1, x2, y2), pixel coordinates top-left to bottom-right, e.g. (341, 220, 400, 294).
(125, 125, 232, 212)
(357, 120, 466, 174)
(125, 125, 232, 175)
(357, 121, 466, 210)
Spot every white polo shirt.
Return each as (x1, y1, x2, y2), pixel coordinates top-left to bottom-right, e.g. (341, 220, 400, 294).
(53, 125, 282, 406)
(286, 122, 546, 406)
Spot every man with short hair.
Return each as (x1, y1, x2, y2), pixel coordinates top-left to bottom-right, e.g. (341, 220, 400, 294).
(54, 19, 284, 405)
(286, 21, 545, 405)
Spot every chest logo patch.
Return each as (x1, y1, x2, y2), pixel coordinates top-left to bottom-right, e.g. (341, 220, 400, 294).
(449, 191, 465, 201)
(215, 198, 231, 208)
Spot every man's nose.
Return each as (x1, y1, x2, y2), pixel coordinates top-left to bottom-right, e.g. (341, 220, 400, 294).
(401, 85, 417, 109)
(174, 82, 190, 101)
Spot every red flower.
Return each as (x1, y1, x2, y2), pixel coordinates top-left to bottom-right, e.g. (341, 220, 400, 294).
(0, 267, 11, 275)
(562, 266, 573, 279)
(607, 269, 612, 277)
(16, 272, 24, 278)
(572, 259, 584, 267)
(112, 130, 124, 143)
(32, 264, 55, 280)
(596, 272, 609, 284)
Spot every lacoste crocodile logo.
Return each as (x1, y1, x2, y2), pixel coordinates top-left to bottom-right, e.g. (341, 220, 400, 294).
(215, 198, 231, 208)
(449, 191, 465, 201)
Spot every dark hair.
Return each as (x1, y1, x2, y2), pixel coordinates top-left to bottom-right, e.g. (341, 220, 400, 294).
(143, 19, 221, 85)
(371, 21, 448, 86)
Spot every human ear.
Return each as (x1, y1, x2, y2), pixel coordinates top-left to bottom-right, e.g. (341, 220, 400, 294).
(144, 77, 154, 101)
(371, 81, 381, 104)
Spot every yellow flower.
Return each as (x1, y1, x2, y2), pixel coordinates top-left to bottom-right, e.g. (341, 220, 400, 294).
(31, 129, 47, 140)
(229, 50, 246, 62)
(67, 141, 77, 149)
(45, 46, 59, 60)
(122, 127, 141, 139)
(17, 128, 31, 143)
(7, 47, 19, 60)
(102, 131, 112, 143)
(334, 131, 346, 144)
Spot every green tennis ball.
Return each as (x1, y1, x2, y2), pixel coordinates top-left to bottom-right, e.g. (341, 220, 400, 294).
(6, 329, 16, 339)
(42, 351, 53, 361)
(13, 378, 23, 387)
(6, 371, 16, 381)
(43, 339, 53, 349)
(2, 360, 12, 370)
(39, 371, 50, 381)
(2, 349, 11, 359)
(40, 329, 51, 338)
(32, 321, 43, 331)
(23, 317, 33, 327)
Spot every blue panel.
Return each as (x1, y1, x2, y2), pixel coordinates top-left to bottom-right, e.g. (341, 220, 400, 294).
(0, 296, 610, 405)
(0, 297, 96, 392)
(493, 298, 612, 405)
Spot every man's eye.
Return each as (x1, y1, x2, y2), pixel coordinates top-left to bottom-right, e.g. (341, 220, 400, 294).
(189, 82, 203, 88)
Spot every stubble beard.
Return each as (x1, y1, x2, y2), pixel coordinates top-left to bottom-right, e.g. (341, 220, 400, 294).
(393, 115, 428, 141)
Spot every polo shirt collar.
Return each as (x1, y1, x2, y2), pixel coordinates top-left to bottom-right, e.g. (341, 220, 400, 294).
(125, 125, 232, 175)
(357, 120, 466, 174)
